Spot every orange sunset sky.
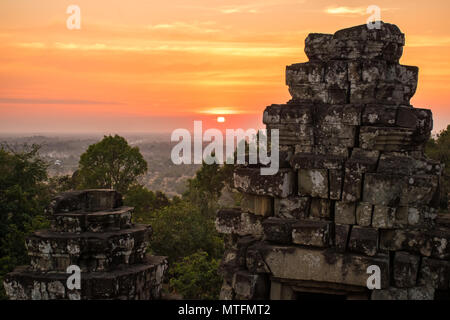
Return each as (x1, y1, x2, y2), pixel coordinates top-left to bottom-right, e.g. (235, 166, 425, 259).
(1, 0, 449, 134)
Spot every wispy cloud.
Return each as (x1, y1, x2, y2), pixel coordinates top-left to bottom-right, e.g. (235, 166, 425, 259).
(219, 4, 260, 14)
(148, 21, 222, 34)
(0, 98, 124, 105)
(15, 41, 297, 57)
(324, 5, 398, 16)
(179, 0, 306, 15)
(325, 6, 367, 16)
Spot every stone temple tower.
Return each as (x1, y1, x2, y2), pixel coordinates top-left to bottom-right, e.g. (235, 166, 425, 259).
(3, 189, 167, 300)
(216, 22, 450, 300)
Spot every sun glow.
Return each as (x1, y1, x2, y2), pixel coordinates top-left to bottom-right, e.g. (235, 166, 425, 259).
(217, 116, 225, 123)
(199, 108, 241, 115)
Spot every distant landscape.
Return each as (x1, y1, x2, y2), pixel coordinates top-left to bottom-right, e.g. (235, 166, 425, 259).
(0, 133, 200, 197)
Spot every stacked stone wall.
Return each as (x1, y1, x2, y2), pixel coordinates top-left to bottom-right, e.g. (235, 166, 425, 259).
(4, 189, 167, 300)
(216, 22, 449, 300)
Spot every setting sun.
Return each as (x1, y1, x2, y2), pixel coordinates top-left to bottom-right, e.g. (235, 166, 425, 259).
(217, 116, 225, 123)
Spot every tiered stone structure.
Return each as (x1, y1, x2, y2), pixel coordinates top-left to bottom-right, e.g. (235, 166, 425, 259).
(216, 22, 450, 300)
(3, 190, 167, 300)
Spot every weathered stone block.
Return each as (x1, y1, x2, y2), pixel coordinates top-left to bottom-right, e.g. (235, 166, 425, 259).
(346, 155, 379, 174)
(412, 157, 443, 176)
(418, 258, 450, 290)
(4, 255, 167, 300)
(331, 22, 405, 61)
(335, 202, 356, 224)
(288, 83, 328, 103)
(235, 236, 258, 267)
(341, 170, 362, 203)
(351, 148, 380, 160)
(361, 60, 390, 83)
(349, 82, 376, 104)
(371, 288, 408, 300)
(402, 175, 439, 206)
(393, 251, 420, 288)
(348, 226, 378, 256)
(264, 104, 313, 125)
(372, 206, 397, 229)
(286, 62, 324, 85)
(279, 104, 313, 124)
(50, 190, 122, 214)
(377, 153, 414, 175)
(232, 271, 268, 300)
(304, 33, 333, 61)
(267, 123, 314, 146)
(314, 104, 362, 126)
(430, 228, 450, 260)
(27, 225, 151, 272)
(356, 202, 373, 226)
(237, 212, 265, 238)
(309, 198, 332, 220)
(396, 65, 419, 88)
(246, 242, 271, 274)
(335, 224, 351, 252)
(375, 82, 412, 105)
(260, 245, 390, 288)
(359, 126, 417, 151)
(314, 123, 356, 147)
(294, 145, 313, 154)
(218, 249, 241, 283)
(329, 169, 343, 200)
(262, 104, 281, 124)
(314, 145, 349, 157)
(290, 154, 344, 170)
(216, 209, 264, 238)
(363, 174, 404, 206)
(394, 207, 409, 227)
(396, 106, 417, 129)
(362, 104, 397, 126)
(274, 196, 310, 219)
(219, 281, 235, 300)
(325, 61, 348, 89)
(292, 220, 331, 247)
(380, 229, 433, 257)
(298, 169, 329, 198)
(52, 207, 133, 233)
(348, 61, 361, 82)
(241, 193, 273, 217)
(234, 167, 294, 198)
(262, 218, 297, 244)
(407, 286, 434, 300)
(414, 108, 433, 140)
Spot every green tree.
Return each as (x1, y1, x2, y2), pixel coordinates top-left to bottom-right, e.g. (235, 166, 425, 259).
(77, 135, 147, 194)
(47, 174, 76, 194)
(183, 160, 234, 217)
(124, 185, 170, 222)
(425, 124, 450, 211)
(169, 251, 222, 300)
(149, 201, 224, 263)
(0, 144, 51, 299)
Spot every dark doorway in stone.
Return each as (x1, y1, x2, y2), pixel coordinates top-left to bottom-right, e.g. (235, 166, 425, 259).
(295, 291, 347, 300)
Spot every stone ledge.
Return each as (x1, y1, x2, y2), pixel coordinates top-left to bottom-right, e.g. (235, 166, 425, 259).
(3, 255, 168, 300)
(52, 206, 134, 233)
(258, 245, 390, 288)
